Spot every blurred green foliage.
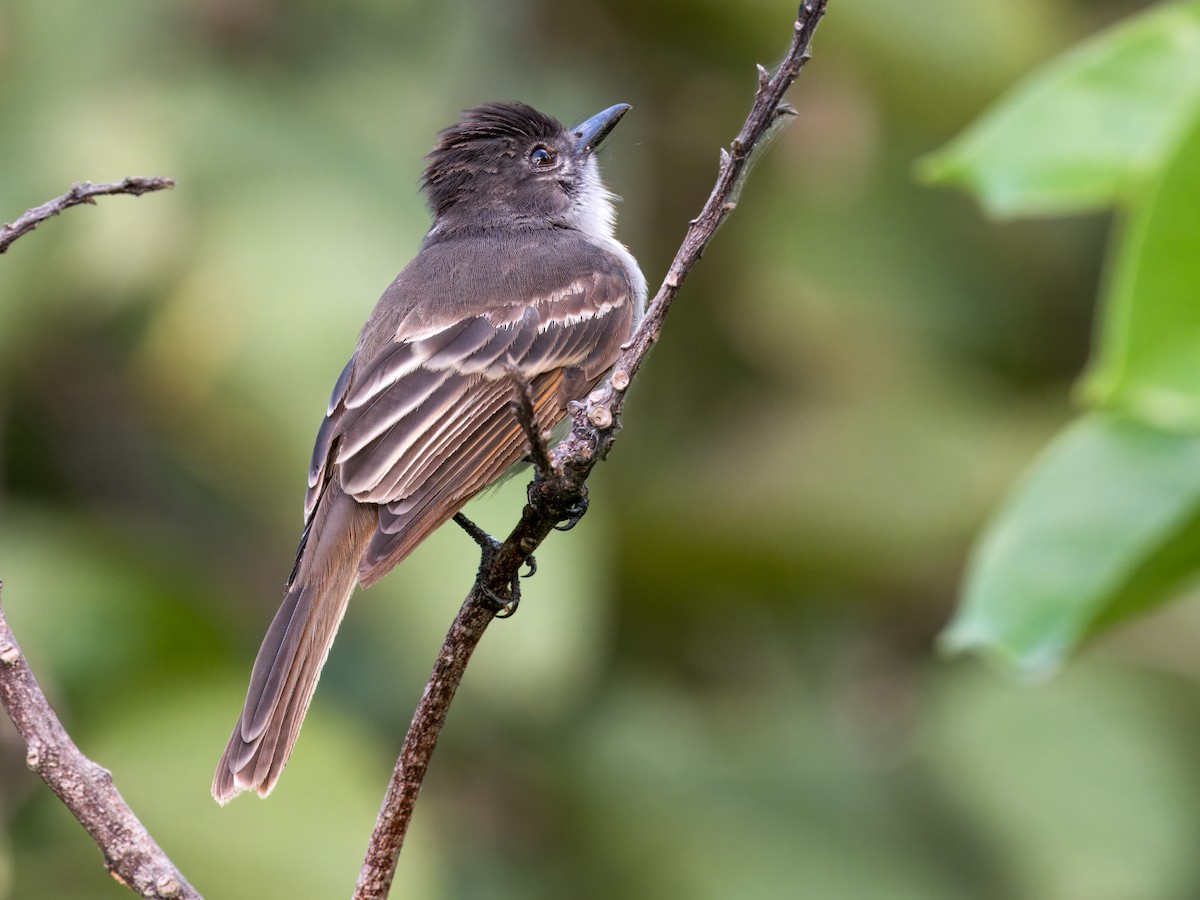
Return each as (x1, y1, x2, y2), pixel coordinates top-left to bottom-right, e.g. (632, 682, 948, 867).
(4, 1, 1200, 898)
(920, 0, 1200, 216)
(933, 0, 1200, 675)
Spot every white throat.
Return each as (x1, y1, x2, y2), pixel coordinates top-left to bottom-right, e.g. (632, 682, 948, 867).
(568, 157, 647, 320)
(564, 156, 618, 241)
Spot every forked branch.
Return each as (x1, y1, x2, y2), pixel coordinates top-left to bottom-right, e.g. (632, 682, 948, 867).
(0, 585, 201, 899)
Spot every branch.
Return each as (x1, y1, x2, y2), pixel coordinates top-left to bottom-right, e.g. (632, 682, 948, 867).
(0, 584, 201, 899)
(354, 594, 503, 898)
(354, 2, 828, 896)
(0, 176, 176, 254)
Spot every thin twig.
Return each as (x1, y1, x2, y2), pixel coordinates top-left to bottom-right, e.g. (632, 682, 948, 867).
(505, 366, 554, 482)
(0, 584, 201, 899)
(353, 592, 504, 899)
(0, 176, 176, 254)
(354, 2, 828, 895)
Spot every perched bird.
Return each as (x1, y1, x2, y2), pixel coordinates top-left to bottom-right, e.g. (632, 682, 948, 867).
(213, 101, 645, 802)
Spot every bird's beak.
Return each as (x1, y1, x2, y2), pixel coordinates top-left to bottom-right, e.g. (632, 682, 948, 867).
(573, 103, 632, 154)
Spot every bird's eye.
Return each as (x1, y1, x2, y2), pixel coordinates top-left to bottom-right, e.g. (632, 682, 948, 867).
(529, 146, 557, 168)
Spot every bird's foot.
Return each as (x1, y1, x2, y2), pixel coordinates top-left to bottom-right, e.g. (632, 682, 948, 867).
(452, 512, 528, 617)
(527, 480, 590, 532)
(552, 490, 589, 531)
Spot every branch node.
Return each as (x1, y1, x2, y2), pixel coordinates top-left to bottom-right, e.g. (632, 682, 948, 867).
(156, 875, 183, 898)
(0, 642, 19, 664)
(610, 369, 630, 392)
(588, 405, 613, 429)
(26, 743, 42, 771)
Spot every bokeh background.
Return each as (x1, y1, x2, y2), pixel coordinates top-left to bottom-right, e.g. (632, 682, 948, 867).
(4, 0, 1200, 897)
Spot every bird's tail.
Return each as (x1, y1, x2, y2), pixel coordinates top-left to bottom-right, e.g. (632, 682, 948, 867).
(212, 486, 375, 803)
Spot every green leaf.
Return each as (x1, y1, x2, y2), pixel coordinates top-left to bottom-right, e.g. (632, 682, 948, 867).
(1080, 105, 1200, 429)
(919, 0, 1200, 217)
(941, 413, 1200, 675)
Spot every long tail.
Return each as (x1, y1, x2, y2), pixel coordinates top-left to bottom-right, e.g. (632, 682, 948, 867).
(213, 486, 376, 803)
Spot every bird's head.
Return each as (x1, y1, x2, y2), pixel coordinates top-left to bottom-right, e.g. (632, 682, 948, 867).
(422, 101, 630, 239)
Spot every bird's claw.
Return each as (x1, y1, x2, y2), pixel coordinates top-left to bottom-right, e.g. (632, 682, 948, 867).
(552, 493, 590, 531)
(479, 573, 522, 617)
(529, 480, 590, 532)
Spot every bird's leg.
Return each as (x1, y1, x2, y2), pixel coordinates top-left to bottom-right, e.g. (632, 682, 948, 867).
(452, 511, 498, 553)
(452, 512, 524, 617)
(451, 510, 536, 579)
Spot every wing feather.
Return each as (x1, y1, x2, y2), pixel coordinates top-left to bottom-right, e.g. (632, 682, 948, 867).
(421, 316, 499, 368)
(342, 343, 420, 411)
(338, 372, 462, 492)
(360, 370, 567, 583)
(354, 376, 508, 504)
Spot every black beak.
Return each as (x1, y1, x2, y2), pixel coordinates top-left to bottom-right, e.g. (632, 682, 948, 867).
(573, 103, 631, 153)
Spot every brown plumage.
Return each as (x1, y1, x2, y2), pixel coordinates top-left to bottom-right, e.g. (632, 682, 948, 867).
(213, 101, 645, 802)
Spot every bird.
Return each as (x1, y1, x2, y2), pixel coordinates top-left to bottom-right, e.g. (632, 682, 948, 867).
(212, 101, 646, 803)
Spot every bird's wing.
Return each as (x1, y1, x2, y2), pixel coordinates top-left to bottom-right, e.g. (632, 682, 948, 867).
(305, 251, 634, 586)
